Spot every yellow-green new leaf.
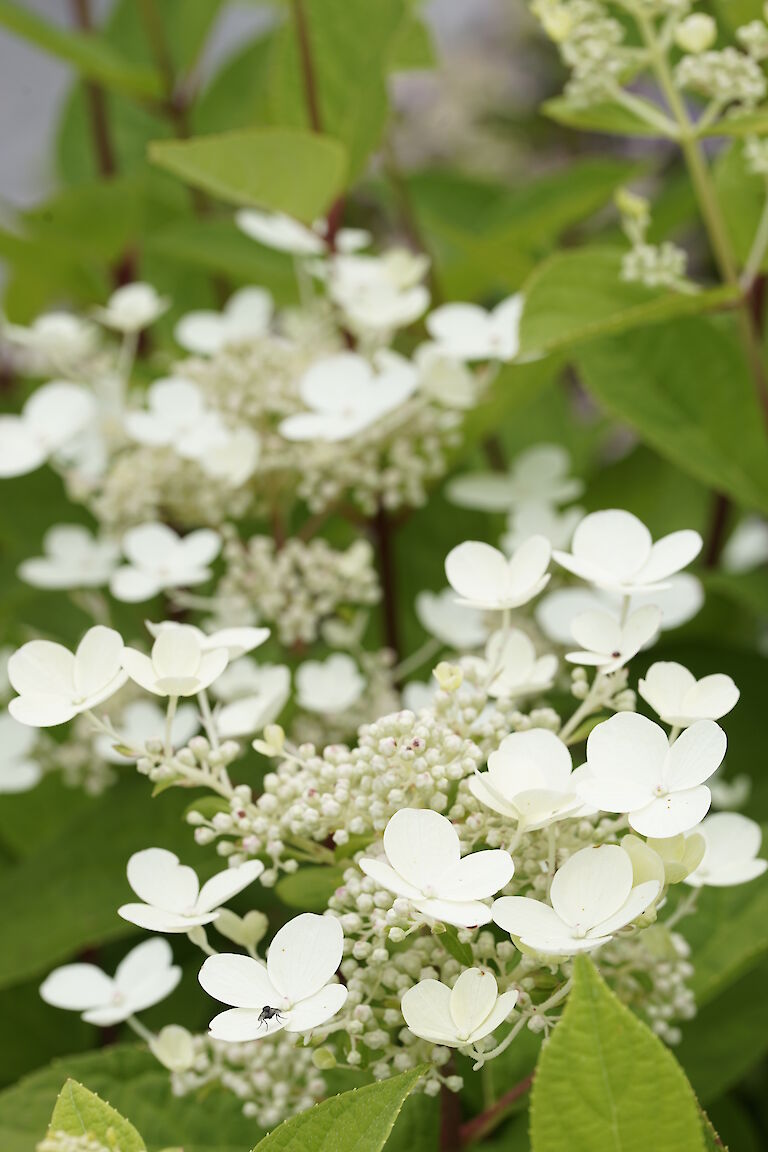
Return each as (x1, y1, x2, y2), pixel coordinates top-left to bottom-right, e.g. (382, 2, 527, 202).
(45, 1079, 146, 1151)
(530, 957, 705, 1152)
(251, 1066, 427, 1152)
(148, 128, 347, 220)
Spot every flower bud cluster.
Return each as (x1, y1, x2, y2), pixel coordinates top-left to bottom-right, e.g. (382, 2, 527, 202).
(37, 1134, 112, 1152)
(170, 1030, 327, 1128)
(675, 47, 767, 110)
(216, 535, 380, 645)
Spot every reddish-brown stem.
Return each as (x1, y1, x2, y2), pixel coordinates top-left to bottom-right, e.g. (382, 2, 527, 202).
(458, 1073, 534, 1146)
(440, 1081, 463, 1152)
(703, 492, 730, 568)
(291, 0, 322, 133)
(371, 504, 400, 661)
(69, 0, 136, 287)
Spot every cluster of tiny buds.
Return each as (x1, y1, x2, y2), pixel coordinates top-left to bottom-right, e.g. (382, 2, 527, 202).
(138, 734, 242, 788)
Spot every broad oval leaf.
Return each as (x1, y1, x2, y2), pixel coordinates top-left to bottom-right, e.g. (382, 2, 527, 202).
(251, 1065, 427, 1152)
(530, 956, 705, 1152)
(46, 1079, 145, 1152)
(148, 128, 348, 220)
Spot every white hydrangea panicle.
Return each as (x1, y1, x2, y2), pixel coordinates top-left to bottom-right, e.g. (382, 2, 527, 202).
(685, 812, 767, 887)
(0, 713, 42, 792)
(8, 625, 127, 728)
(40, 937, 181, 1025)
(110, 522, 222, 603)
(295, 653, 365, 714)
(566, 604, 661, 673)
(175, 288, 274, 355)
(0, 382, 95, 479)
(492, 844, 660, 955)
(120, 624, 229, 697)
(575, 712, 727, 837)
(401, 967, 518, 1047)
(639, 662, 740, 727)
(278, 351, 418, 443)
(359, 808, 514, 927)
(199, 913, 348, 1039)
(553, 509, 702, 594)
(445, 537, 551, 611)
(469, 728, 583, 830)
(426, 295, 523, 362)
(18, 524, 120, 590)
(119, 847, 264, 932)
(93, 282, 169, 332)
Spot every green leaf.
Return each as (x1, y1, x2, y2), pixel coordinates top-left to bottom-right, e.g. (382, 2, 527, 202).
(518, 247, 737, 357)
(0, 1046, 262, 1152)
(575, 316, 768, 516)
(703, 108, 768, 138)
(439, 925, 475, 967)
(0, 777, 207, 989)
(45, 1079, 145, 1151)
(275, 865, 347, 911)
(22, 177, 146, 264)
(714, 141, 768, 269)
(251, 1065, 427, 1152)
(0, 0, 161, 98)
(530, 957, 706, 1152)
(680, 876, 768, 1006)
(148, 128, 347, 219)
(542, 96, 673, 138)
(192, 35, 275, 134)
(267, 0, 405, 180)
(388, 11, 435, 70)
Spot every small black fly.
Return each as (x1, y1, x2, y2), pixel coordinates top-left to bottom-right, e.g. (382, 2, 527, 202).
(257, 1005, 285, 1029)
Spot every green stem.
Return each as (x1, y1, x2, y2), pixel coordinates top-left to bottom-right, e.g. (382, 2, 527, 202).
(164, 695, 178, 759)
(742, 185, 768, 290)
(636, 8, 768, 422)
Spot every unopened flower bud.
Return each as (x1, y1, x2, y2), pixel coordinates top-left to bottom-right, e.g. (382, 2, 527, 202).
(675, 13, 716, 54)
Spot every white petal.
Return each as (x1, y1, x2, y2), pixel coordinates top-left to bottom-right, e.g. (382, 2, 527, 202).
(0, 418, 48, 476)
(126, 847, 200, 912)
(236, 209, 326, 256)
(8, 640, 75, 698)
(570, 610, 621, 656)
(505, 536, 551, 603)
(40, 964, 114, 1011)
(175, 311, 226, 355)
(571, 509, 652, 582)
(467, 774, 520, 820)
(25, 382, 95, 446)
(638, 662, 696, 720)
(199, 953, 280, 1009)
(437, 850, 514, 902)
(190, 648, 230, 694)
(204, 627, 270, 660)
(664, 720, 726, 790)
(118, 902, 217, 932)
(445, 473, 519, 512)
(209, 1006, 285, 1041)
(300, 353, 371, 414)
(492, 895, 567, 940)
(122, 522, 181, 568)
(415, 588, 489, 648)
(73, 626, 123, 700)
(196, 859, 264, 913)
(9, 693, 77, 728)
(152, 627, 202, 681)
(586, 712, 668, 793)
(635, 530, 702, 585)
(445, 541, 510, 608)
(267, 913, 343, 1004)
(285, 983, 348, 1032)
(114, 937, 172, 993)
(120, 648, 163, 695)
(401, 980, 457, 1044)
(488, 728, 573, 796)
(180, 529, 222, 569)
(629, 786, 712, 837)
(110, 566, 162, 603)
(684, 675, 739, 722)
(383, 808, 460, 891)
(589, 880, 660, 937)
(358, 858, 423, 900)
(414, 896, 493, 928)
(449, 968, 497, 1037)
(550, 845, 633, 931)
(466, 989, 519, 1044)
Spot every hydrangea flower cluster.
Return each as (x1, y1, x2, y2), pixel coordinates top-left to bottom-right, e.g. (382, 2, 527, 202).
(2, 212, 765, 1129)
